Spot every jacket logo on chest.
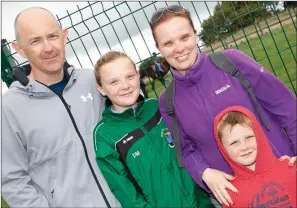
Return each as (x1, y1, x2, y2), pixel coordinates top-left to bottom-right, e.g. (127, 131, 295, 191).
(80, 93, 93, 102)
(123, 136, 134, 144)
(215, 84, 231, 95)
(248, 181, 292, 208)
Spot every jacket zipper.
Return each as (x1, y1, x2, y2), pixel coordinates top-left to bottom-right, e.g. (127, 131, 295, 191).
(196, 84, 212, 118)
(133, 110, 175, 175)
(36, 79, 111, 208)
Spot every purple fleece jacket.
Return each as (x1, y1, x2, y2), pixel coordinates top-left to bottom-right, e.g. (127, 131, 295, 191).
(158, 49, 296, 193)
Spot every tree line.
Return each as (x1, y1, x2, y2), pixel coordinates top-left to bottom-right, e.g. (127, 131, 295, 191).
(199, 1, 296, 46)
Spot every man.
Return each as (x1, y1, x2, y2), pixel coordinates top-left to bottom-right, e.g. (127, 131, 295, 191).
(2, 7, 120, 207)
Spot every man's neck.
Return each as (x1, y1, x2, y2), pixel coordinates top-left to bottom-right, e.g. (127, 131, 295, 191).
(28, 68, 64, 86)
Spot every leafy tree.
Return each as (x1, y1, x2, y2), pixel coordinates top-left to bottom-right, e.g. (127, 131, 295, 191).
(283, 1, 297, 16)
(283, 1, 297, 8)
(200, 1, 273, 46)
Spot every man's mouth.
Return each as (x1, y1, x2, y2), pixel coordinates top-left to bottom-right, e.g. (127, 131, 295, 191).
(44, 54, 58, 61)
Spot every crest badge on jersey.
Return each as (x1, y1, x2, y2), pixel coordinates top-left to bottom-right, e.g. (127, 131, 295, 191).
(164, 130, 175, 148)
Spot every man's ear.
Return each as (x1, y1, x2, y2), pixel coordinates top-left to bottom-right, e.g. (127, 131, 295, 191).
(62, 28, 69, 46)
(12, 41, 26, 58)
(96, 84, 106, 96)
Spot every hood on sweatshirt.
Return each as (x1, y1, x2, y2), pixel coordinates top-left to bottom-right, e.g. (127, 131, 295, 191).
(214, 106, 277, 180)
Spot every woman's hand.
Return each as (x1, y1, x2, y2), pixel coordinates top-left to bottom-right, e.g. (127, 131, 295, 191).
(279, 155, 296, 166)
(202, 168, 238, 207)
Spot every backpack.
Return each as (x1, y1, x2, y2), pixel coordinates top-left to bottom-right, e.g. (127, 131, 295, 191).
(164, 51, 271, 167)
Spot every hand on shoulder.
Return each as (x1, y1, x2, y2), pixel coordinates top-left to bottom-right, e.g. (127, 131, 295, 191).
(279, 155, 296, 166)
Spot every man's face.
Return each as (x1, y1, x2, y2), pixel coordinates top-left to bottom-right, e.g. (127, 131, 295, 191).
(221, 124, 257, 171)
(13, 10, 68, 76)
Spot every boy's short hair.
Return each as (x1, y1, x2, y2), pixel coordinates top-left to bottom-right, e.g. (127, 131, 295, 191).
(94, 51, 136, 86)
(217, 111, 252, 141)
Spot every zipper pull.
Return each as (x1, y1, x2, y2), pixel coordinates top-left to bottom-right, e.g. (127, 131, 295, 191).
(51, 189, 54, 198)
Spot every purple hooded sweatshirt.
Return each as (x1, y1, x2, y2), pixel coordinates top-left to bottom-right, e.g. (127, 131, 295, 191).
(158, 49, 296, 193)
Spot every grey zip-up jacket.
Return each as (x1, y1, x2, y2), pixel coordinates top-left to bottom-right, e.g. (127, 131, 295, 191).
(2, 64, 121, 207)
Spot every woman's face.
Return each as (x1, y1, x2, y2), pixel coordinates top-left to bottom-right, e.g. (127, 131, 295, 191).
(154, 16, 198, 75)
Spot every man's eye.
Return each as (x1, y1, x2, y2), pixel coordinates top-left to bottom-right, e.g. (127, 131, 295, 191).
(49, 35, 59, 39)
(30, 40, 40, 45)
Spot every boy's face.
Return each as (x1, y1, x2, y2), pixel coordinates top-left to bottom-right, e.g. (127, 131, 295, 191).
(221, 124, 257, 171)
(96, 57, 140, 112)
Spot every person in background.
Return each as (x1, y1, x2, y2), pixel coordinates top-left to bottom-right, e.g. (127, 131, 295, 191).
(149, 4, 296, 207)
(2, 7, 120, 207)
(93, 51, 212, 208)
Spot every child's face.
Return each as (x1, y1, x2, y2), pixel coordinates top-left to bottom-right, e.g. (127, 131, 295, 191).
(96, 57, 140, 112)
(221, 124, 257, 171)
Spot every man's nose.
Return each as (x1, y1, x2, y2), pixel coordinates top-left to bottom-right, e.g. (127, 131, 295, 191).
(42, 40, 54, 52)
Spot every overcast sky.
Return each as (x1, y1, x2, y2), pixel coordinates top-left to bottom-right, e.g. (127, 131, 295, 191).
(1, 1, 218, 95)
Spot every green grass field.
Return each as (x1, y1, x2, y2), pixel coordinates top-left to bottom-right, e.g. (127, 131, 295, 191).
(1, 198, 8, 208)
(145, 25, 297, 98)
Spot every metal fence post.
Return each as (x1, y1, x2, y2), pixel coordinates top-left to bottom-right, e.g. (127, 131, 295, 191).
(1, 39, 17, 88)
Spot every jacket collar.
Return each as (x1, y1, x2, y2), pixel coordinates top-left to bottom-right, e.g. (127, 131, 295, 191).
(12, 61, 72, 86)
(103, 95, 145, 121)
(170, 52, 207, 86)
(10, 62, 75, 97)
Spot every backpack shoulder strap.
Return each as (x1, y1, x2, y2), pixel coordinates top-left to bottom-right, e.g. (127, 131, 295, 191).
(164, 79, 184, 167)
(209, 51, 270, 131)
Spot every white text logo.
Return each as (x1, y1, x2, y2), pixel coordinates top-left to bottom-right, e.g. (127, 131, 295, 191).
(215, 84, 231, 95)
(123, 136, 134, 144)
(81, 93, 93, 102)
(132, 151, 140, 158)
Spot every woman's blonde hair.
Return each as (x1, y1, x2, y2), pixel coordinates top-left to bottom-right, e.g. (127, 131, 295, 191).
(94, 51, 136, 86)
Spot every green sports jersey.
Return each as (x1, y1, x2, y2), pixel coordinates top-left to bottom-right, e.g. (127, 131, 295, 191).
(94, 96, 212, 207)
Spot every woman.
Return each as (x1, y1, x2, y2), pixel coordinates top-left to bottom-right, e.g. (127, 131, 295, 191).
(149, 4, 296, 207)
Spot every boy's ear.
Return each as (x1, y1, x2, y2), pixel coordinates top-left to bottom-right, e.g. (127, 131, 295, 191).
(95, 84, 106, 96)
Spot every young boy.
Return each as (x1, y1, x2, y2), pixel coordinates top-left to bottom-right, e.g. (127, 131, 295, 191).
(93, 51, 212, 207)
(214, 105, 296, 208)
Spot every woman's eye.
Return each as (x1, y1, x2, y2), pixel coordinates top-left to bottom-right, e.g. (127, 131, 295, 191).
(182, 36, 189, 41)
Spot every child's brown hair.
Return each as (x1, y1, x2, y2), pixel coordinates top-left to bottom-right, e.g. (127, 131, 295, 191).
(217, 111, 252, 141)
(94, 51, 136, 86)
